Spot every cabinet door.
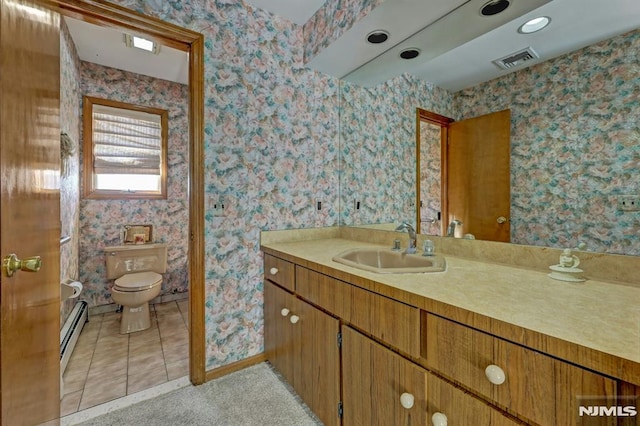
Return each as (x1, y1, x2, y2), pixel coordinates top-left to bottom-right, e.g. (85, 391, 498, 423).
(264, 281, 296, 385)
(293, 298, 341, 426)
(342, 326, 428, 425)
(427, 372, 521, 426)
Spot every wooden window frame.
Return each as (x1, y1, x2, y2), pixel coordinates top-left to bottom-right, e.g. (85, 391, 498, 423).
(82, 96, 169, 200)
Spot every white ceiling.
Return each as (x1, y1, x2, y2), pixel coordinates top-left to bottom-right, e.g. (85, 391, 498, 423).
(255, 0, 640, 91)
(64, 16, 189, 85)
(66, 0, 640, 91)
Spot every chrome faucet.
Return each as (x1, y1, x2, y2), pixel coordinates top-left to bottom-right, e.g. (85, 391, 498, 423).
(395, 222, 417, 254)
(447, 219, 462, 237)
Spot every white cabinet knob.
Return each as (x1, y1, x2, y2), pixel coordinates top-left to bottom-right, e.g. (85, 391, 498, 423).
(289, 315, 299, 324)
(280, 308, 290, 317)
(485, 364, 506, 385)
(432, 412, 448, 426)
(400, 392, 414, 409)
(269, 267, 279, 275)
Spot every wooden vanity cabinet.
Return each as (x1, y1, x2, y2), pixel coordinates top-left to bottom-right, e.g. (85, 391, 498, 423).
(425, 313, 618, 425)
(263, 253, 636, 426)
(264, 279, 341, 426)
(342, 325, 521, 426)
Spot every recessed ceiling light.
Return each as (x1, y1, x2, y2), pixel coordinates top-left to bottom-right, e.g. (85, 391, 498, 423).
(366, 30, 389, 44)
(400, 48, 421, 60)
(123, 34, 161, 54)
(518, 16, 551, 34)
(480, 0, 510, 16)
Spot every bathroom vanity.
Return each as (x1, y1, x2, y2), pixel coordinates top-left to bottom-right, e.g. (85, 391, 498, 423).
(261, 229, 640, 425)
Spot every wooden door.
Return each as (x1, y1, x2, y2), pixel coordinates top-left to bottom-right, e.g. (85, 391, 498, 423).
(342, 325, 427, 426)
(293, 298, 340, 426)
(0, 0, 61, 424)
(264, 281, 295, 385)
(447, 109, 511, 242)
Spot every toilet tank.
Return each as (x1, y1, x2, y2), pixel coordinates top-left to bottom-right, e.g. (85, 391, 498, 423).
(104, 243, 168, 279)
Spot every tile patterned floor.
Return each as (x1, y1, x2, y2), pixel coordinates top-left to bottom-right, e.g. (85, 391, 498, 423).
(61, 300, 189, 416)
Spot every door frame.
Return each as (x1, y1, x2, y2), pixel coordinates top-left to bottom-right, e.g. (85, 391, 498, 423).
(50, 0, 206, 384)
(415, 108, 454, 235)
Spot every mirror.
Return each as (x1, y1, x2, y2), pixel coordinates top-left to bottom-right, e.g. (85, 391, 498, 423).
(338, 27, 640, 256)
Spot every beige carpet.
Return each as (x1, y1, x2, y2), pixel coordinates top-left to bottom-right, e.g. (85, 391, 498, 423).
(78, 363, 322, 425)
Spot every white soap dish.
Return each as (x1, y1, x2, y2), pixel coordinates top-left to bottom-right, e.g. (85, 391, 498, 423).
(548, 265, 585, 282)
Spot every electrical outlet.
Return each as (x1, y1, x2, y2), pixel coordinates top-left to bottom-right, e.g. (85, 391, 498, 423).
(212, 200, 225, 217)
(315, 199, 323, 211)
(617, 195, 640, 212)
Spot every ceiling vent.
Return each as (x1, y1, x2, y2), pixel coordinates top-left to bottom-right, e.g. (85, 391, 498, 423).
(492, 47, 539, 70)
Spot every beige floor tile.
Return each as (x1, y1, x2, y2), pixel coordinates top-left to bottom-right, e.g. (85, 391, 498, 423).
(60, 390, 82, 417)
(160, 331, 188, 346)
(128, 351, 166, 375)
(62, 366, 90, 395)
(65, 348, 93, 373)
(162, 343, 189, 364)
(86, 356, 128, 382)
(127, 368, 168, 394)
(129, 341, 163, 359)
(79, 375, 127, 411)
(128, 328, 162, 347)
(92, 343, 128, 362)
(154, 301, 178, 312)
(63, 300, 190, 416)
(165, 357, 189, 381)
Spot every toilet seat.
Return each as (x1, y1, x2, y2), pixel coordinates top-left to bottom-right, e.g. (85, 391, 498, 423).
(114, 271, 162, 292)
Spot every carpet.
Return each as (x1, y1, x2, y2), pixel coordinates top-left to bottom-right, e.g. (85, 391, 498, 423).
(78, 363, 322, 426)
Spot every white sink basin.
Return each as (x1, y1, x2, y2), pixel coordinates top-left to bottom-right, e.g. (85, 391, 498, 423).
(332, 248, 446, 274)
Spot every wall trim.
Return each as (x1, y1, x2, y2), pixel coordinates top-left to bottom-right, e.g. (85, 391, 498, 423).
(205, 354, 268, 382)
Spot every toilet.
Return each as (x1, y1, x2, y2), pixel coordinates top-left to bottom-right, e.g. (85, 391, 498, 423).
(104, 243, 168, 334)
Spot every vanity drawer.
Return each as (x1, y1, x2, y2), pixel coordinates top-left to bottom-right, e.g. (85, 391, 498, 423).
(264, 254, 295, 291)
(296, 267, 420, 357)
(425, 313, 616, 425)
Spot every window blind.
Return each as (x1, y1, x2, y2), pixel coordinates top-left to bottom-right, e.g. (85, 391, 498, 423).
(92, 104, 162, 175)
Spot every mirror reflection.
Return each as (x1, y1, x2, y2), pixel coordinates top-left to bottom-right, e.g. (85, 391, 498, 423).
(339, 27, 640, 256)
(417, 108, 511, 243)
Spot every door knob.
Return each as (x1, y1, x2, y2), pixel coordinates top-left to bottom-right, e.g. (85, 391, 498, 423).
(3, 254, 42, 277)
(497, 216, 507, 224)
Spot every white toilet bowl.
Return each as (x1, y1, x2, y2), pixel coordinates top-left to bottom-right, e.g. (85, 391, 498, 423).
(111, 271, 163, 334)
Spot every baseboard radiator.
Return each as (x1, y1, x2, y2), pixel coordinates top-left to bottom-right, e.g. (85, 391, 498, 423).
(60, 301, 88, 374)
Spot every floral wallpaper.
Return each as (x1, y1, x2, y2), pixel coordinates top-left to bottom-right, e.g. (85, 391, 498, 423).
(339, 74, 455, 229)
(455, 28, 640, 256)
(302, 0, 385, 63)
(419, 121, 442, 236)
(78, 62, 190, 307)
(110, 0, 340, 369)
(60, 19, 81, 327)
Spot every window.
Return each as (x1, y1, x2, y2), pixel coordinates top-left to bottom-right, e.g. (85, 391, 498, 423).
(83, 96, 168, 199)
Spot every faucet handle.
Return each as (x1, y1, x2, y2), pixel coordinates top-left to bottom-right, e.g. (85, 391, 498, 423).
(392, 239, 401, 251)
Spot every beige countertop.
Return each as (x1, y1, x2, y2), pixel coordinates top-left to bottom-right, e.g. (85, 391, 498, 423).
(262, 237, 640, 384)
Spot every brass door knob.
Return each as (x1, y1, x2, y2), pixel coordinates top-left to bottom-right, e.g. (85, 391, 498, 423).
(3, 254, 42, 277)
(497, 216, 508, 224)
